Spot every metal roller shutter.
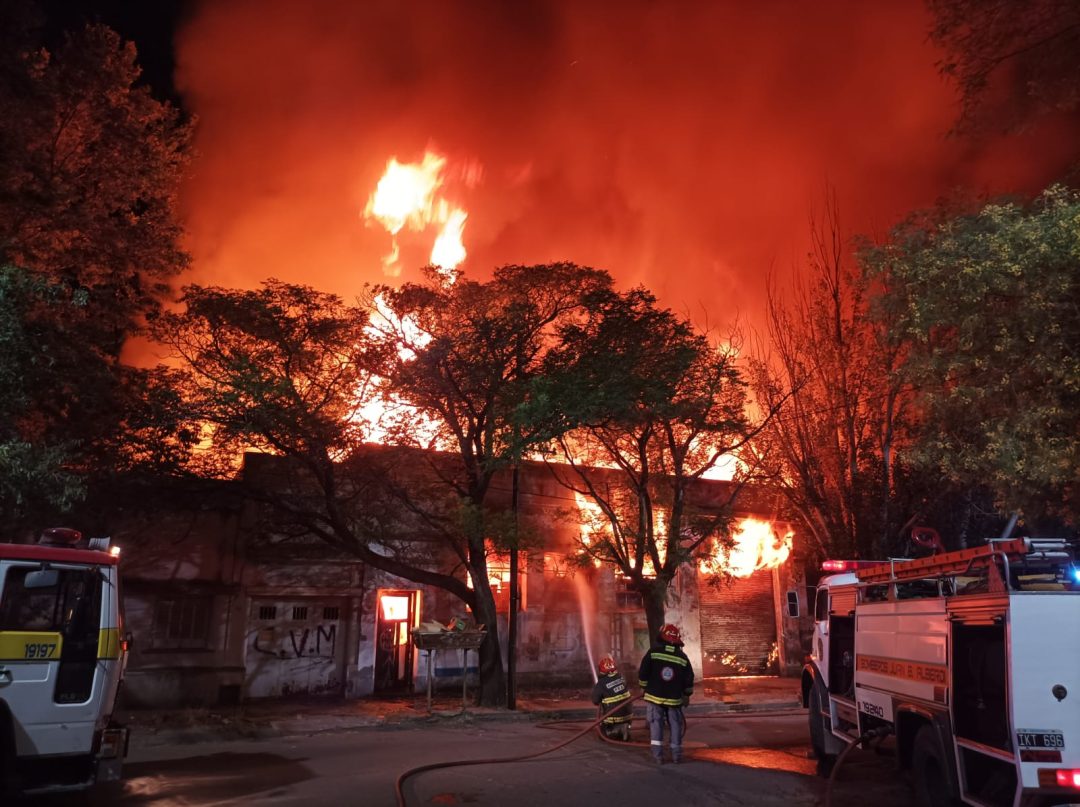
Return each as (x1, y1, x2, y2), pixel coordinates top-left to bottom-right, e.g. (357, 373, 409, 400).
(698, 569, 777, 676)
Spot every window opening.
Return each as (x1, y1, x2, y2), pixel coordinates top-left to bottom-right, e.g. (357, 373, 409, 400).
(152, 597, 212, 650)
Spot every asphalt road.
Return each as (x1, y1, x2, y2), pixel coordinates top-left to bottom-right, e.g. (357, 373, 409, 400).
(31, 712, 915, 807)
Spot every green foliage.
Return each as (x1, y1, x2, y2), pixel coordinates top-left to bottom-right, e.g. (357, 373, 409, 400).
(0, 440, 85, 532)
(863, 185, 1080, 522)
(153, 280, 477, 601)
(528, 286, 753, 633)
(154, 281, 375, 467)
(0, 21, 191, 355)
(0, 18, 192, 531)
(368, 263, 614, 492)
(928, 0, 1080, 131)
(526, 287, 704, 434)
(0, 264, 91, 526)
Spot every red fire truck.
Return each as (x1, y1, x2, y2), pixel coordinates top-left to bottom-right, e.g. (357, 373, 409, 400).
(802, 537, 1080, 807)
(0, 528, 129, 797)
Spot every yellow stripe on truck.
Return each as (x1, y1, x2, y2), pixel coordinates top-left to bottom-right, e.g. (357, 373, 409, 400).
(0, 631, 63, 660)
(97, 627, 122, 659)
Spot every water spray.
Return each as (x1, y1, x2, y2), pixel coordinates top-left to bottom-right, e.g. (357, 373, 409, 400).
(572, 572, 599, 682)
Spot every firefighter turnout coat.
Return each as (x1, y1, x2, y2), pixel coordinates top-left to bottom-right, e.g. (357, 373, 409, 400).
(591, 672, 633, 724)
(638, 643, 694, 707)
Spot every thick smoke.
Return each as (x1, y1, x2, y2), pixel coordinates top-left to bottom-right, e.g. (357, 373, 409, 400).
(174, 0, 1076, 321)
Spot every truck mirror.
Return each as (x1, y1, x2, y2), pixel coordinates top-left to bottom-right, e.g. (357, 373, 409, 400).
(786, 589, 800, 618)
(24, 569, 59, 589)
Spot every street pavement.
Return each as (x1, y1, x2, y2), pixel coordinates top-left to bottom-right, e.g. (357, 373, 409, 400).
(116, 676, 805, 750)
(20, 680, 916, 806)
(30, 711, 915, 807)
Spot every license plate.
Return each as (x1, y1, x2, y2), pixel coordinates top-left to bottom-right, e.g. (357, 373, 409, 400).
(1017, 729, 1065, 749)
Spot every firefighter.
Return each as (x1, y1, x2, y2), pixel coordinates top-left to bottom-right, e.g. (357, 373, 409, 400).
(591, 655, 633, 740)
(638, 623, 694, 764)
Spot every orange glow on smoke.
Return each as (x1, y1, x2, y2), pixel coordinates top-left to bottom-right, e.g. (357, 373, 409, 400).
(363, 150, 468, 276)
(700, 518, 793, 579)
(176, 2, 1080, 349)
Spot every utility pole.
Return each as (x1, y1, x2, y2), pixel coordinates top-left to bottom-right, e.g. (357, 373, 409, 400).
(507, 462, 520, 710)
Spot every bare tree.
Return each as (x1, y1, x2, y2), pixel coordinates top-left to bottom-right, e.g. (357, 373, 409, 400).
(746, 190, 909, 559)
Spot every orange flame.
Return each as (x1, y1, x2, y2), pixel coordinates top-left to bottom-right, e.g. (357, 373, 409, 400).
(364, 150, 469, 276)
(431, 207, 467, 270)
(354, 292, 443, 446)
(573, 491, 606, 568)
(573, 492, 674, 574)
(699, 517, 792, 579)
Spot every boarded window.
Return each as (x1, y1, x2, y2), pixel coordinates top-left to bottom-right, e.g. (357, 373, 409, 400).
(615, 577, 643, 610)
(152, 597, 212, 650)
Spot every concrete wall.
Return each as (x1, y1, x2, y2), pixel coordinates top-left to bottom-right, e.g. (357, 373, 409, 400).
(110, 503, 246, 708)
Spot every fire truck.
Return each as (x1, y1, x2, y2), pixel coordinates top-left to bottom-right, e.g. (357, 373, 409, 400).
(0, 528, 129, 796)
(802, 536, 1080, 807)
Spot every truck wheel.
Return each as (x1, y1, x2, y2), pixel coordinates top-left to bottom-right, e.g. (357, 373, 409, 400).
(808, 686, 835, 776)
(911, 725, 954, 807)
(0, 713, 19, 800)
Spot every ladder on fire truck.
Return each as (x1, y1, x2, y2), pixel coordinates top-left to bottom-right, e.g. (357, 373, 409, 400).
(853, 537, 1073, 592)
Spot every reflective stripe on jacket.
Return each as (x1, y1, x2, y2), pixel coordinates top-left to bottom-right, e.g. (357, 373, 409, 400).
(591, 673, 633, 723)
(638, 643, 694, 707)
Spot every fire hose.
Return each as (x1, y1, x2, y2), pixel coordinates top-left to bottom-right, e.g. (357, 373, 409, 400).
(396, 697, 807, 805)
(823, 726, 893, 807)
(394, 694, 645, 807)
(540, 706, 806, 749)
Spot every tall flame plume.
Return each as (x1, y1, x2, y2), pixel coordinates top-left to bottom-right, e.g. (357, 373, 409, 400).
(364, 150, 468, 277)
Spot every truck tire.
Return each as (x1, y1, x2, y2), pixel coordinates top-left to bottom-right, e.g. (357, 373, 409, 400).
(0, 712, 19, 800)
(808, 686, 836, 776)
(911, 725, 955, 807)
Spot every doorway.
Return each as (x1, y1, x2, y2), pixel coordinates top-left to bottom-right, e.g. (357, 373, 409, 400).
(374, 590, 419, 693)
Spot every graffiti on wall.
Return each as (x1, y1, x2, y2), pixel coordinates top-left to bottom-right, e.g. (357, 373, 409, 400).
(253, 623, 338, 659)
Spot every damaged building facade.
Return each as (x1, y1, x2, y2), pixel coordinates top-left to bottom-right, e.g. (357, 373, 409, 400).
(112, 454, 809, 708)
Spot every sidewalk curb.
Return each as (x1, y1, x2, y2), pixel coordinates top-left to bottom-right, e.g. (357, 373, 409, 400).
(129, 698, 803, 749)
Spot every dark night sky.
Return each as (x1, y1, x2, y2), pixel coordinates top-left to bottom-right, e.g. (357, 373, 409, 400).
(37, 0, 189, 103)
(32, 1, 1080, 333)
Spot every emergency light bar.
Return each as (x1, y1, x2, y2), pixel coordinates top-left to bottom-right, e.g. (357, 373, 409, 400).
(821, 559, 885, 572)
(39, 527, 82, 546)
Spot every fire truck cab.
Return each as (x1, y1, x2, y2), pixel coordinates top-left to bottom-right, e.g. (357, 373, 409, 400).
(802, 538, 1080, 807)
(0, 529, 129, 796)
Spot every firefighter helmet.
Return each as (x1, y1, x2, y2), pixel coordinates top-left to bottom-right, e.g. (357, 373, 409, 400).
(598, 655, 617, 676)
(659, 623, 683, 645)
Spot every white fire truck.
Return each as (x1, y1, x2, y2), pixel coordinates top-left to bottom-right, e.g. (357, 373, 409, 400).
(802, 537, 1080, 807)
(0, 528, 129, 796)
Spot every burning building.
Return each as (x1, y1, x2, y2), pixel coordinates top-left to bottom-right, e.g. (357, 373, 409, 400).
(111, 451, 805, 707)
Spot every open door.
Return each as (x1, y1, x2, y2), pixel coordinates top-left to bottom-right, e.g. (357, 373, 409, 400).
(374, 590, 419, 693)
